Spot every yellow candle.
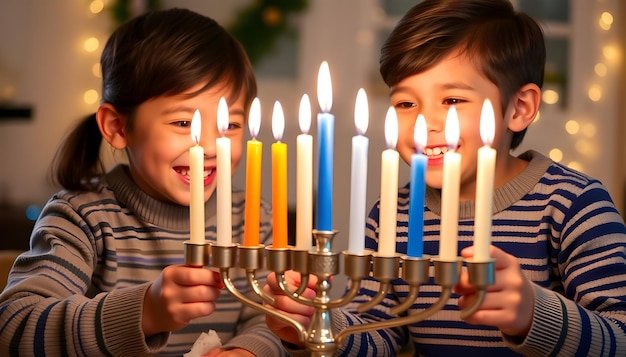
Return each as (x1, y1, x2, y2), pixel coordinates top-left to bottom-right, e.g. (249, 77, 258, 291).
(189, 109, 205, 244)
(296, 94, 313, 251)
(272, 101, 288, 249)
(244, 98, 262, 247)
(378, 107, 399, 257)
(474, 99, 496, 262)
(439, 106, 461, 261)
(216, 97, 232, 246)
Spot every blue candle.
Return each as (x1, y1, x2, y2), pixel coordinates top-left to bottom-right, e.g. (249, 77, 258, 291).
(316, 61, 334, 231)
(408, 114, 427, 257)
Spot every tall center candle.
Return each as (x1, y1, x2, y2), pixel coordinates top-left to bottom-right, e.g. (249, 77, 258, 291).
(439, 106, 461, 261)
(378, 107, 399, 257)
(296, 94, 313, 251)
(272, 101, 288, 249)
(189, 109, 205, 244)
(316, 61, 334, 231)
(243, 98, 262, 247)
(474, 99, 496, 262)
(407, 114, 427, 258)
(348, 88, 369, 255)
(216, 97, 233, 246)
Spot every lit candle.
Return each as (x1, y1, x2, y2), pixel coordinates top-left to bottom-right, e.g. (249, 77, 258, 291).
(216, 97, 232, 246)
(378, 107, 399, 257)
(474, 99, 496, 262)
(348, 88, 369, 255)
(316, 61, 334, 231)
(189, 109, 205, 244)
(296, 94, 313, 251)
(407, 114, 427, 258)
(439, 106, 461, 261)
(243, 98, 262, 247)
(272, 101, 288, 249)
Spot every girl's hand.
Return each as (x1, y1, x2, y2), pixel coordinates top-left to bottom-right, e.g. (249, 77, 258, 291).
(142, 265, 224, 336)
(456, 245, 535, 338)
(201, 348, 254, 356)
(262, 270, 317, 347)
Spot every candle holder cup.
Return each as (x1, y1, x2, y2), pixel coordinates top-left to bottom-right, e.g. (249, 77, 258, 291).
(183, 232, 495, 357)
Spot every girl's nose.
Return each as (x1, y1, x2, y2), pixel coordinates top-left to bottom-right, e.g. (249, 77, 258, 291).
(199, 120, 219, 156)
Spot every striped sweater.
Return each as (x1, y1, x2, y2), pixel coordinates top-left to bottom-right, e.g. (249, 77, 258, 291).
(0, 165, 287, 357)
(331, 151, 626, 356)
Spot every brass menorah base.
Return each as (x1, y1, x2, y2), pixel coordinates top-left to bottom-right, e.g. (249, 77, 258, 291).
(184, 231, 494, 357)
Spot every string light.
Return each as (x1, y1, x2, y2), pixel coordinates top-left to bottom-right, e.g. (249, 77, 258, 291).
(565, 120, 580, 135)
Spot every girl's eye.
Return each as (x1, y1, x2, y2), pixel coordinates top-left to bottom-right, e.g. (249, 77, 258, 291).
(173, 120, 191, 128)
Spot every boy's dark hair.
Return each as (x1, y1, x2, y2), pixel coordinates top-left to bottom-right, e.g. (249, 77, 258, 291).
(51, 8, 257, 191)
(380, 0, 545, 150)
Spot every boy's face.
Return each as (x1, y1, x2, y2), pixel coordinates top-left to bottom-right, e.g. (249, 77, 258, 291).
(390, 51, 514, 199)
(123, 82, 245, 206)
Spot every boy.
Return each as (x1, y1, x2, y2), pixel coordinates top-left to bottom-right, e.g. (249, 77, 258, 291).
(264, 0, 626, 355)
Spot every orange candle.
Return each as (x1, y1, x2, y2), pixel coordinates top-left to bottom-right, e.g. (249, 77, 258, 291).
(244, 98, 262, 247)
(271, 101, 288, 248)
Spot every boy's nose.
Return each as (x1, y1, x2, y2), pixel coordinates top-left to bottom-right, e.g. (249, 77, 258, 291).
(199, 122, 219, 155)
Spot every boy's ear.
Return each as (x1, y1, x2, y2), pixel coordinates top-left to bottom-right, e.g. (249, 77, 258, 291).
(96, 103, 128, 150)
(507, 83, 541, 132)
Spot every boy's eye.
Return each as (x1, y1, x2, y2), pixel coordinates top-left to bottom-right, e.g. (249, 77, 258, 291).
(443, 98, 464, 105)
(394, 101, 416, 109)
(173, 120, 191, 128)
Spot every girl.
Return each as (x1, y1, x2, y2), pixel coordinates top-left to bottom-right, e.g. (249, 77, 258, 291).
(0, 8, 286, 357)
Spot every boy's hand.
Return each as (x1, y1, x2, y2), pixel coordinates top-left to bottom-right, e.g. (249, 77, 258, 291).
(142, 265, 224, 336)
(262, 270, 317, 347)
(456, 245, 535, 338)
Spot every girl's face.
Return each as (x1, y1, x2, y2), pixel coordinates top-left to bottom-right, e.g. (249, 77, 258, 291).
(390, 51, 521, 200)
(123, 82, 245, 205)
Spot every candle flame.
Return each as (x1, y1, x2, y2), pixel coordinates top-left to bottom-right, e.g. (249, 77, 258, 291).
(445, 106, 460, 150)
(480, 99, 495, 146)
(248, 97, 261, 138)
(299, 94, 311, 134)
(191, 109, 201, 145)
(272, 100, 285, 141)
(354, 88, 369, 135)
(317, 61, 333, 112)
(217, 97, 229, 136)
(414, 114, 427, 153)
(384, 106, 398, 149)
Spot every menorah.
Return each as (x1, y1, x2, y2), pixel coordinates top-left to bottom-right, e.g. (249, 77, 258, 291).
(184, 229, 495, 357)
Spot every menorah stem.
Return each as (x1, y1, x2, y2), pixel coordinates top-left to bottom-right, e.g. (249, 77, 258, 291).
(459, 259, 495, 319)
(246, 270, 275, 305)
(356, 281, 391, 313)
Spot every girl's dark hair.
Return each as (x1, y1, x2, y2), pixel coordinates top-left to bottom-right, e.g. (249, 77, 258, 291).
(51, 8, 257, 191)
(379, 0, 545, 150)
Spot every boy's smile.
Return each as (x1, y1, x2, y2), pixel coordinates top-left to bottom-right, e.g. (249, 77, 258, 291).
(390, 50, 531, 200)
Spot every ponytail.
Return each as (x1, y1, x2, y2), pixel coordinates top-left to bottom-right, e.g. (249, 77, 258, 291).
(50, 113, 105, 191)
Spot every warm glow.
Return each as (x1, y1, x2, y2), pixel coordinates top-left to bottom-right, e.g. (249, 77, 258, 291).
(317, 61, 333, 112)
(565, 120, 580, 135)
(588, 86, 602, 102)
(384, 106, 398, 149)
(445, 106, 460, 150)
(191, 109, 201, 145)
(602, 45, 620, 61)
(582, 123, 597, 138)
(567, 161, 583, 172)
(89, 0, 104, 14)
(480, 99, 495, 146)
(599, 12, 613, 30)
(217, 97, 229, 135)
(83, 37, 99, 52)
(83, 89, 99, 104)
(542, 89, 560, 104)
(91, 63, 101, 78)
(549, 148, 563, 162)
(354, 88, 369, 136)
(594, 62, 607, 77)
(272, 101, 285, 142)
(248, 97, 260, 139)
(298, 94, 311, 134)
(414, 114, 427, 154)
(575, 139, 591, 155)
(533, 111, 541, 123)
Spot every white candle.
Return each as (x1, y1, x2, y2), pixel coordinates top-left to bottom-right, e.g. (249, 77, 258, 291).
(474, 99, 496, 262)
(189, 109, 205, 244)
(439, 106, 461, 261)
(296, 94, 313, 251)
(216, 97, 232, 246)
(348, 88, 369, 255)
(378, 107, 399, 257)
